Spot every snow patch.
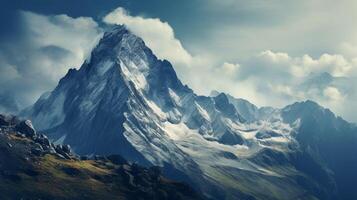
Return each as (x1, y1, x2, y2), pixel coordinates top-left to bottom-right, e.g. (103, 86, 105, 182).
(120, 60, 148, 90)
(163, 122, 194, 140)
(146, 100, 167, 120)
(168, 88, 181, 105)
(195, 102, 211, 121)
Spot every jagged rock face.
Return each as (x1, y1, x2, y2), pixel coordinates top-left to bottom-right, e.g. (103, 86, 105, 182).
(24, 25, 357, 200)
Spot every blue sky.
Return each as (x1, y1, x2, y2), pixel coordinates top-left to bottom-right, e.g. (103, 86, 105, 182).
(0, 0, 357, 122)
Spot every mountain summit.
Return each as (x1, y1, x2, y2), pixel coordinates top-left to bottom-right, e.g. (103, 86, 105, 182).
(24, 25, 357, 199)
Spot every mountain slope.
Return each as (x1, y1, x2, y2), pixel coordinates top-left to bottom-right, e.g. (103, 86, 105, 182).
(281, 101, 357, 199)
(0, 114, 201, 200)
(24, 25, 357, 200)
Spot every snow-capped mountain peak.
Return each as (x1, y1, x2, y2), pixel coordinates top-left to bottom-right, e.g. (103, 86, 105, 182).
(24, 25, 357, 199)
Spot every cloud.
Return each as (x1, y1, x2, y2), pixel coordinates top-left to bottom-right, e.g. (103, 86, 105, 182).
(251, 50, 354, 78)
(227, 51, 357, 122)
(1, 7, 356, 123)
(0, 11, 102, 110)
(185, 0, 357, 63)
(102, 7, 357, 122)
(103, 7, 192, 66)
(102, 7, 217, 95)
(323, 87, 344, 101)
(219, 62, 240, 76)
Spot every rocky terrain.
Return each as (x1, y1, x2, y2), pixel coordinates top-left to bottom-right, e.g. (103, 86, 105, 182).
(0, 114, 201, 200)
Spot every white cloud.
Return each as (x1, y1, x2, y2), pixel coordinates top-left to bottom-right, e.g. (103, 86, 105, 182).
(254, 51, 354, 78)
(102, 7, 357, 122)
(103, 7, 192, 66)
(0, 11, 102, 108)
(323, 87, 344, 101)
(216, 62, 240, 77)
(1, 8, 356, 123)
(19, 11, 102, 80)
(102, 7, 220, 96)
(228, 50, 357, 122)
(188, 0, 357, 64)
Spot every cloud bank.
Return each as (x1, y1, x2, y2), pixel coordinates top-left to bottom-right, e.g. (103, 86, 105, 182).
(229, 51, 357, 122)
(0, 11, 102, 111)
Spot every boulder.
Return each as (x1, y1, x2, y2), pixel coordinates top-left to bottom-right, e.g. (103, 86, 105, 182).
(31, 143, 44, 156)
(34, 135, 50, 148)
(62, 144, 71, 154)
(54, 145, 72, 159)
(14, 120, 36, 137)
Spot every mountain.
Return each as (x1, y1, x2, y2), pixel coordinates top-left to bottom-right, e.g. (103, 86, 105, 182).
(0, 114, 201, 200)
(281, 101, 357, 199)
(210, 90, 277, 122)
(24, 25, 357, 200)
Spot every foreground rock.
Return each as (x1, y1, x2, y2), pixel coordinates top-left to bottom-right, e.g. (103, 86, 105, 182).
(0, 114, 202, 200)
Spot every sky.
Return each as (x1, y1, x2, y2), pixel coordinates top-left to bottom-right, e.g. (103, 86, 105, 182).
(0, 0, 357, 122)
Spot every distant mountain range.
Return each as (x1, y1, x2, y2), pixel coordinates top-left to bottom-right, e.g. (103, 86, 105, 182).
(21, 25, 357, 200)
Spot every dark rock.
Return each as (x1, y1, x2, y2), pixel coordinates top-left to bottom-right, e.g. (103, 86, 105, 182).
(15, 132, 26, 138)
(55, 153, 66, 159)
(54, 145, 71, 159)
(47, 146, 57, 154)
(14, 120, 36, 137)
(94, 155, 107, 161)
(34, 136, 51, 148)
(32, 144, 44, 156)
(62, 144, 71, 154)
(256, 130, 281, 139)
(220, 151, 238, 160)
(219, 130, 244, 145)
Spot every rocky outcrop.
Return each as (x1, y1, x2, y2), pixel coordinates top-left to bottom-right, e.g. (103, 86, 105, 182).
(14, 120, 36, 137)
(0, 114, 202, 200)
(0, 115, 77, 160)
